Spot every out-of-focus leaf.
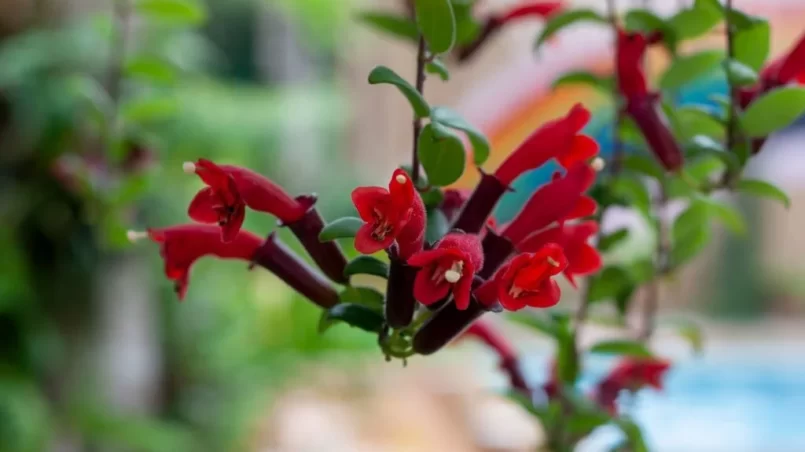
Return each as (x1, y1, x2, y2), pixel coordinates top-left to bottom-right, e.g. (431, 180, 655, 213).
(611, 176, 651, 215)
(623, 155, 665, 180)
(660, 50, 724, 91)
(318, 217, 363, 241)
(534, 9, 607, 50)
(588, 266, 635, 313)
(675, 105, 725, 141)
(685, 154, 725, 184)
(120, 96, 179, 123)
(322, 303, 384, 333)
(617, 418, 649, 452)
(426, 58, 450, 81)
(344, 256, 389, 279)
(733, 20, 770, 71)
(723, 59, 759, 87)
(741, 86, 805, 137)
(589, 339, 653, 358)
(699, 197, 746, 235)
(357, 11, 419, 42)
(668, 0, 722, 40)
(431, 106, 489, 164)
(418, 123, 466, 186)
(553, 71, 613, 93)
(625, 9, 677, 53)
(135, 0, 208, 26)
(368, 66, 430, 118)
(414, 0, 456, 54)
(599, 228, 629, 252)
(124, 56, 178, 84)
(568, 411, 612, 436)
(736, 179, 790, 208)
(338, 286, 385, 309)
(677, 321, 704, 355)
(671, 202, 712, 267)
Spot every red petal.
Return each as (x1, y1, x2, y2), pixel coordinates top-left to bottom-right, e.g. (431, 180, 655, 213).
(188, 187, 221, 224)
(351, 187, 390, 222)
(778, 32, 805, 83)
(557, 135, 599, 169)
(397, 192, 427, 260)
(221, 204, 246, 243)
(517, 226, 562, 253)
(413, 268, 451, 305)
(500, 1, 563, 23)
(195, 159, 231, 190)
(452, 261, 476, 310)
(524, 279, 561, 308)
(407, 248, 451, 267)
(617, 31, 649, 99)
(354, 223, 393, 255)
(389, 168, 415, 211)
(568, 244, 602, 274)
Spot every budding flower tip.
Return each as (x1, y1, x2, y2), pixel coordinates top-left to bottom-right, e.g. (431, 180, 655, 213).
(395, 174, 408, 184)
(182, 161, 196, 174)
(127, 230, 149, 243)
(591, 157, 605, 172)
(444, 270, 462, 283)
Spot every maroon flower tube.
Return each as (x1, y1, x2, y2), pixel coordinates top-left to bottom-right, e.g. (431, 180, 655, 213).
(384, 257, 419, 328)
(412, 292, 499, 356)
(479, 229, 515, 279)
(283, 194, 349, 284)
(451, 171, 508, 234)
(626, 95, 684, 172)
(251, 232, 340, 309)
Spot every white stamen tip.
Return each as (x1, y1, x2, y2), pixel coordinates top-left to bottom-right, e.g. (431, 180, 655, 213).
(547, 257, 559, 267)
(182, 161, 196, 174)
(444, 270, 462, 283)
(591, 157, 605, 172)
(127, 230, 148, 243)
(395, 174, 407, 184)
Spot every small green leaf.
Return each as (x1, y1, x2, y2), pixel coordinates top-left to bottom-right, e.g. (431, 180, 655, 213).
(452, 1, 482, 46)
(676, 105, 725, 141)
(625, 9, 677, 53)
(660, 50, 724, 91)
(733, 21, 770, 71)
(508, 312, 561, 339)
(552, 71, 613, 93)
(557, 333, 579, 384)
(671, 223, 711, 268)
(357, 11, 418, 42)
(426, 58, 450, 81)
(723, 59, 759, 87)
(323, 304, 384, 333)
(589, 339, 653, 358)
(668, 0, 722, 41)
(534, 9, 607, 50)
(120, 97, 179, 123)
(124, 56, 177, 84)
(431, 106, 489, 165)
(685, 154, 725, 184)
(623, 155, 665, 180)
(338, 286, 385, 309)
(611, 176, 651, 215)
(741, 86, 805, 137)
(135, 0, 207, 26)
(689, 135, 726, 154)
(736, 179, 790, 208)
(599, 229, 629, 252)
(414, 0, 456, 54)
(344, 256, 389, 279)
(418, 123, 466, 186)
(318, 217, 363, 242)
(420, 186, 444, 208)
(425, 208, 450, 244)
(699, 198, 746, 235)
(368, 66, 430, 118)
(726, 9, 763, 31)
(568, 412, 612, 437)
(588, 266, 634, 310)
(673, 201, 709, 244)
(617, 419, 649, 452)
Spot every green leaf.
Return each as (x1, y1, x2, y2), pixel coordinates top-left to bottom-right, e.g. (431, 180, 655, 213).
(414, 0, 456, 54)
(599, 229, 629, 252)
(733, 21, 770, 71)
(588, 266, 635, 312)
(135, 0, 207, 26)
(736, 179, 790, 208)
(418, 123, 466, 186)
(625, 9, 676, 53)
(589, 339, 653, 358)
(689, 134, 726, 154)
(617, 419, 649, 452)
(668, 0, 722, 40)
(675, 105, 725, 141)
(699, 198, 746, 235)
(344, 256, 389, 279)
(557, 333, 579, 384)
(420, 186, 444, 208)
(552, 71, 613, 93)
(534, 9, 607, 50)
(568, 412, 612, 437)
(124, 56, 177, 84)
(368, 66, 430, 118)
(426, 58, 450, 81)
(623, 154, 665, 180)
(673, 201, 709, 244)
(425, 208, 450, 244)
(741, 86, 805, 137)
(120, 97, 179, 123)
(723, 59, 759, 87)
(338, 286, 385, 309)
(452, 1, 482, 46)
(508, 312, 562, 339)
(726, 9, 763, 31)
(685, 154, 725, 184)
(357, 11, 418, 42)
(431, 106, 490, 165)
(671, 213, 711, 267)
(318, 217, 363, 241)
(660, 50, 724, 91)
(322, 303, 384, 333)
(611, 176, 651, 215)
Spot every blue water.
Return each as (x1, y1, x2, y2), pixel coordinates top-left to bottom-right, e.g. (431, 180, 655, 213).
(521, 344, 805, 452)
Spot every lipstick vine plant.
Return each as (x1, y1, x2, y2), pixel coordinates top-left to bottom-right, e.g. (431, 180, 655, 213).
(128, 0, 803, 450)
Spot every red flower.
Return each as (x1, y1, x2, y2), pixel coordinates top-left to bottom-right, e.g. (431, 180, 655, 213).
(500, 163, 596, 245)
(616, 30, 649, 99)
(185, 159, 308, 242)
(478, 244, 568, 311)
(128, 224, 262, 300)
(498, 1, 563, 24)
(352, 169, 426, 258)
(518, 220, 602, 287)
(764, 31, 805, 86)
(494, 104, 598, 186)
(408, 233, 484, 310)
(627, 95, 684, 171)
(595, 357, 671, 415)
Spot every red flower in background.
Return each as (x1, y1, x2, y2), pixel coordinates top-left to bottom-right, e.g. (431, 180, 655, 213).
(595, 357, 671, 415)
(518, 220, 602, 286)
(616, 30, 649, 99)
(352, 169, 426, 258)
(128, 224, 263, 300)
(477, 244, 568, 311)
(762, 31, 805, 86)
(500, 163, 597, 245)
(494, 104, 598, 186)
(496, 1, 563, 25)
(408, 233, 484, 310)
(186, 159, 309, 242)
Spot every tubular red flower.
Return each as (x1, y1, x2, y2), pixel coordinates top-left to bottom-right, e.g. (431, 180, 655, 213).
(480, 244, 568, 311)
(501, 163, 596, 245)
(135, 224, 262, 300)
(494, 104, 598, 186)
(518, 220, 602, 287)
(626, 95, 684, 171)
(352, 169, 425, 258)
(498, 1, 563, 24)
(616, 30, 649, 99)
(595, 357, 671, 415)
(769, 31, 805, 85)
(186, 159, 308, 241)
(408, 233, 484, 310)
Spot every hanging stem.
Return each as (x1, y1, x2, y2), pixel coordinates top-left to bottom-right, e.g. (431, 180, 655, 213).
(411, 36, 427, 185)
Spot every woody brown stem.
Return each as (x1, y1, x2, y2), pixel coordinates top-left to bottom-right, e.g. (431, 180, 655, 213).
(412, 36, 426, 184)
(451, 171, 508, 234)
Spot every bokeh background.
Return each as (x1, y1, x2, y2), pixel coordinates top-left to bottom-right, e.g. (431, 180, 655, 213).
(1, 0, 804, 451)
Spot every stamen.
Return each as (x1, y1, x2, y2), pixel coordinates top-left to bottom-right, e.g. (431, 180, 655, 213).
(444, 260, 464, 284)
(547, 257, 560, 267)
(591, 157, 605, 172)
(509, 286, 524, 298)
(127, 230, 149, 243)
(182, 161, 197, 174)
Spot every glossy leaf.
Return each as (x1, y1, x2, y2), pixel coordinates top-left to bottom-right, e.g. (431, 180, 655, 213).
(322, 303, 384, 333)
(675, 105, 725, 141)
(741, 86, 805, 138)
(124, 56, 177, 84)
(426, 58, 450, 81)
(344, 256, 389, 279)
(589, 339, 652, 358)
(611, 176, 651, 215)
(418, 123, 466, 186)
(552, 71, 613, 93)
(368, 66, 430, 118)
(685, 155, 725, 184)
(736, 179, 791, 208)
(700, 198, 746, 235)
(135, 0, 207, 26)
(623, 155, 665, 180)
(660, 50, 724, 91)
(668, 0, 722, 40)
(120, 97, 179, 123)
(318, 217, 363, 241)
(673, 201, 709, 244)
(431, 106, 490, 164)
(599, 229, 629, 252)
(534, 9, 607, 50)
(338, 286, 385, 309)
(733, 20, 770, 71)
(414, 0, 456, 54)
(723, 59, 759, 87)
(357, 11, 418, 42)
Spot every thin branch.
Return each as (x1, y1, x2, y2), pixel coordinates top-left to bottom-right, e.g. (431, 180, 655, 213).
(411, 36, 427, 185)
(639, 187, 669, 341)
(104, 0, 133, 147)
(725, 0, 738, 155)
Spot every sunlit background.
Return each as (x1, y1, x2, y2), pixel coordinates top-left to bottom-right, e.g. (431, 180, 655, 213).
(1, 0, 804, 451)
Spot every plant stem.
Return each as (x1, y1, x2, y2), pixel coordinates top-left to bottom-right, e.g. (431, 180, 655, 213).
(107, 0, 132, 122)
(725, 0, 738, 155)
(412, 36, 427, 185)
(639, 187, 669, 341)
